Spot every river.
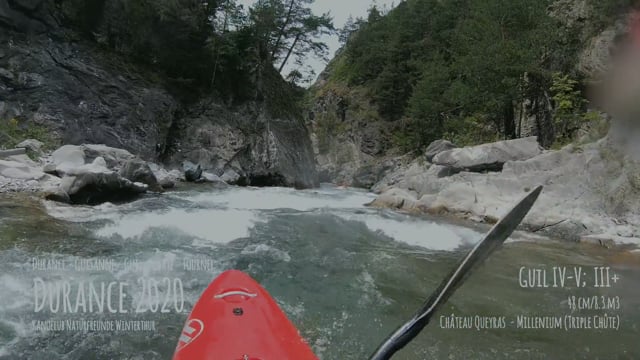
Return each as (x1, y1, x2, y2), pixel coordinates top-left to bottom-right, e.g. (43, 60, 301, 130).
(0, 185, 639, 359)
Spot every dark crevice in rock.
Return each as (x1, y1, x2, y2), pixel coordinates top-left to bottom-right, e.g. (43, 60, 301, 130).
(434, 166, 461, 178)
(234, 176, 249, 187)
(461, 163, 505, 173)
(68, 184, 143, 205)
(248, 173, 287, 187)
(158, 107, 183, 163)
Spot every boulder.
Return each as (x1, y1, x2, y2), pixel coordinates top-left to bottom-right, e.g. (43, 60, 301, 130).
(60, 172, 147, 205)
(168, 169, 185, 182)
(367, 188, 419, 210)
(119, 158, 162, 192)
(371, 158, 415, 194)
(16, 139, 44, 154)
(183, 161, 202, 182)
(43, 155, 148, 204)
(4, 153, 39, 167)
(0, 159, 45, 180)
(60, 156, 110, 176)
(351, 158, 403, 189)
(200, 172, 225, 184)
(82, 144, 135, 169)
(48, 144, 140, 176)
(432, 136, 543, 172)
(148, 163, 178, 189)
(0, 148, 26, 157)
(158, 177, 175, 189)
(428, 164, 459, 178)
(51, 145, 86, 169)
(39, 173, 62, 189)
(43, 186, 70, 203)
(43, 163, 57, 175)
(425, 139, 458, 162)
(221, 168, 241, 184)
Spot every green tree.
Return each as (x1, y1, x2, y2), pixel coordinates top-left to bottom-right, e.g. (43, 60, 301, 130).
(550, 72, 587, 142)
(338, 15, 364, 45)
(208, 0, 248, 89)
(248, 0, 334, 75)
(402, 58, 452, 148)
(320, 0, 585, 151)
(449, 0, 556, 138)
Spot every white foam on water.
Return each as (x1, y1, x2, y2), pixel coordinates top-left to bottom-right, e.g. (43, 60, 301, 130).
(43, 200, 123, 223)
(185, 186, 376, 211)
(0, 272, 39, 353)
(0, 318, 32, 338)
(96, 208, 258, 244)
(337, 212, 481, 251)
(0, 318, 33, 357)
(311, 310, 351, 357)
(278, 300, 306, 319)
(44, 184, 484, 253)
(356, 270, 391, 306)
(240, 244, 291, 262)
(0, 274, 34, 313)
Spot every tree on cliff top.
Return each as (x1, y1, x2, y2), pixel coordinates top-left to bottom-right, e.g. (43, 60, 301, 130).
(62, 0, 333, 98)
(249, 0, 335, 81)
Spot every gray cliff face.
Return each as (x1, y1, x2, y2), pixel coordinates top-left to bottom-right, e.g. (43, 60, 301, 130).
(0, 32, 178, 159)
(307, 85, 393, 186)
(549, 0, 628, 82)
(166, 100, 318, 188)
(0, 0, 318, 188)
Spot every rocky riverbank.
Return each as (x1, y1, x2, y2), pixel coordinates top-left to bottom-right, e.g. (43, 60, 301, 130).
(0, 141, 226, 205)
(367, 134, 640, 248)
(2, 134, 639, 250)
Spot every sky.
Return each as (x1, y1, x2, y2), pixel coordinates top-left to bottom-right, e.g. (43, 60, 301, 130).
(237, 0, 398, 84)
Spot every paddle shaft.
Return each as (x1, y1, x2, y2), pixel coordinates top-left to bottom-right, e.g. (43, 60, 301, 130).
(369, 185, 543, 360)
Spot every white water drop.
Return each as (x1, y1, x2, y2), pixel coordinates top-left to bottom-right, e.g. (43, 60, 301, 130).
(96, 208, 259, 244)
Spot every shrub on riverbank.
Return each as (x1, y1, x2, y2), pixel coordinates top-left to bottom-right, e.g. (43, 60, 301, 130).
(0, 118, 57, 153)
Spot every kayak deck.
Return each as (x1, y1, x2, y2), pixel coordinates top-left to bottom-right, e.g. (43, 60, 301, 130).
(173, 270, 318, 360)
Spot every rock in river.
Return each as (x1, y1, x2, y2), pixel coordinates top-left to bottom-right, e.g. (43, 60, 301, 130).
(45, 151, 150, 205)
(148, 163, 179, 189)
(49, 144, 135, 176)
(119, 158, 162, 192)
(183, 161, 203, 182)
(60, 164, 148, 205)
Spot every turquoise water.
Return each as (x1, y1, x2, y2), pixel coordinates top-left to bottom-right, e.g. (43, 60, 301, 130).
(0, 186, 638, 359)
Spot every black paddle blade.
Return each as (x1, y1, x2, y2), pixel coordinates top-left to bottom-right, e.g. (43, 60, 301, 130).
(369, 185, 543, 360)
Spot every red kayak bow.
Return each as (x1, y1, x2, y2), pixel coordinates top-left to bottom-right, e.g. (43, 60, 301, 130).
(173, 270, 318, 360)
